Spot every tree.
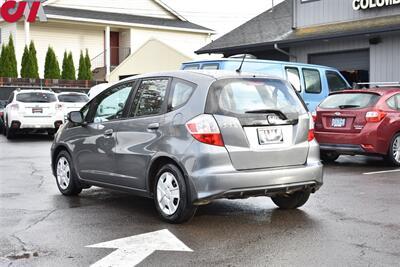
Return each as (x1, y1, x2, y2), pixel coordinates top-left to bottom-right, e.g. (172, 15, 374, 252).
(84, 49, 93, 80)
(7, 35, 18, 78)
(20, 45, 30, 78)
(44, 47, 61, 79)
(0, 45, 5, 77)
(62, 51, 76, 80)
(29, 41, 39, 78)
(78, 50, 87, 80)
(68, 52, 76, 80)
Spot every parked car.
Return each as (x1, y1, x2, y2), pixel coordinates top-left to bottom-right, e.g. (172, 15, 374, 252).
(3, 89, 64, 139)
(181, 59, 351, 112)
(0, 100, 7, 134)
(51, 70, 323, 223)
(57, 92, 89, 119)
(314, 88, 400, 166)
(87, 82, 114, 100)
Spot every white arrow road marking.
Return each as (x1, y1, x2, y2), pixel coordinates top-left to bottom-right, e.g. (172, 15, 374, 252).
(363, 169, 400, 175)
(87, 229, 192, 267)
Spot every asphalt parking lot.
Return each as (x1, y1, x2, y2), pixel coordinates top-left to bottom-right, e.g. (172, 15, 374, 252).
(0, 134, 400, 267)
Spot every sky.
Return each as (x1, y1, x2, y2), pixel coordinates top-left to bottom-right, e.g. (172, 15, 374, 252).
(163, 0, 284, 38)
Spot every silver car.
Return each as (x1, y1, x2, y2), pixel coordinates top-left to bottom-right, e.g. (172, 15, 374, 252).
(51, 71, 323, 223)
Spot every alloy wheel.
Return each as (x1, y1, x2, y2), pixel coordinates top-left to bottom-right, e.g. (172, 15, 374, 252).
(393, 136, 400, 163)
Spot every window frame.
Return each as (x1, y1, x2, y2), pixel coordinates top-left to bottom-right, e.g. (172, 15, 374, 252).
(183, 64, 200, 70)
(386, 94, 400, 110)
(86, 81, 136, 124)
(201, 63, 220, 70)
(167, 78, 197, 112)
(127, 77, 172, 119)
(325, 70, 349, 92)
(302, 68, 322, 94)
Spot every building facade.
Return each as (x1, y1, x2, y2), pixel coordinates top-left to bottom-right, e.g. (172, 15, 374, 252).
(197, 0, 400, 85)
(0, 0, 213, 81)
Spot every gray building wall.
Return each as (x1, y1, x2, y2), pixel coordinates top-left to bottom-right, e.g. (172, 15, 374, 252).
(295, 0, 400, 28)
(290, 34, 400, 82)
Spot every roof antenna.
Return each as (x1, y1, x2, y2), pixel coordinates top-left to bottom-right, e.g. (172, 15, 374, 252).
(270, 0, 275, 12)
(236, 54, 247, 73)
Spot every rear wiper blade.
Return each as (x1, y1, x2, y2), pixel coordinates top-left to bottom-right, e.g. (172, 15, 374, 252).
(338, 105, 360, 109)
(245, 109, 287, 120)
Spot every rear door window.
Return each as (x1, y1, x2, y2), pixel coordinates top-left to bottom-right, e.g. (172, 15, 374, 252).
(130, 79, 169, 117)
(16, 92, 57, 103)
(303, 69, 322, 94)
(285, 67, 301, 92)
(320, 93, 380, 109)
(326, 71, 349, 92)
(206, 78, 307, 118)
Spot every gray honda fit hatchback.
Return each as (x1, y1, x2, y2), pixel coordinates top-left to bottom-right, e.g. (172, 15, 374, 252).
(51, 71, 323, 223)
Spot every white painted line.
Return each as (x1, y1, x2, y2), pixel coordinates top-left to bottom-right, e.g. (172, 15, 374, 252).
(87, 229, 192, 267)
(363, 169, 400, 175)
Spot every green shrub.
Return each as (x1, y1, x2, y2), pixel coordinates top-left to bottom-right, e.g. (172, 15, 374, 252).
(78, 51, 87, 80)
(44, 47, 61, 79)
(29, 41, 39, 78)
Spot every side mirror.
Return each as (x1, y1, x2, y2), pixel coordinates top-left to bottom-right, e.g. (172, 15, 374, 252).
(68, 111, 84, 124)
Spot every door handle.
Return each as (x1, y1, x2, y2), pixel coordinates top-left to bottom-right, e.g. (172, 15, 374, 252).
(104, 129, 114, 137)
(147, 123, 160, 130)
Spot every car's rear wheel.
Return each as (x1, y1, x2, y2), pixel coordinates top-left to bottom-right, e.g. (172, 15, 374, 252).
(5, 123, 15, 140)
(55, 151, 82, 196)
(154, 164, 197, 224)
(271, 190, 310, 209)
(320, 151, 339, 163)
(386, 133, 400, 166)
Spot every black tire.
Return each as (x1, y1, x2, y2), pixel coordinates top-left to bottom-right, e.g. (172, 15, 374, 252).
(320, 151, 339, 163)
(271, 190, 310, 210)
(55, 150, 83, 196)
(5, 123, 15, 140)
(385, 133, 400, 167)
(153, 164, 197, 224)
(48, 130, 55, 139)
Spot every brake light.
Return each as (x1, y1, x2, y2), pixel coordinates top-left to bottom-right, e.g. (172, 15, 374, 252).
(10, 103, 19, 111)
(308, 112, 315, 142)
(185, 114, 224, 147)
(311, 111, 317, 122)
(365, 111, 386, 123)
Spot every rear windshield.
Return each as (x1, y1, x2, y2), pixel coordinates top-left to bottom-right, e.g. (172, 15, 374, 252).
(58, 94, 89, 103)
(320, 93, 380, 109)
(206, 78, 307, 117)
(16, 92, 57, 103)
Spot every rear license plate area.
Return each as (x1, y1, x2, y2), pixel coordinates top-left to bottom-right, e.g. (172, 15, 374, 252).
(32, 108, 43, 114)
(331, 118, 346, 128)
(258, 127, 283, 145)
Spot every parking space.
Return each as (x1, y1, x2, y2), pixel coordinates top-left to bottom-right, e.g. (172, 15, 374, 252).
(0, 135, 399, 266)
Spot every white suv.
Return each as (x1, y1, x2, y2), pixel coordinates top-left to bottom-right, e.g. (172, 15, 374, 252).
(57, 92, 89, 120)
(3, 89, 64, 139)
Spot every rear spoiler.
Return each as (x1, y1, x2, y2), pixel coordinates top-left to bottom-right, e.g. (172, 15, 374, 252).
(353, 82, 400, 89)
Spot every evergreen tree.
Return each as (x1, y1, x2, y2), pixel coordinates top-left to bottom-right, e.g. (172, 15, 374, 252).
(20, 45, 30, 78)
(78, 51, 87, 80)
(84, 49, 93, 80)
(61, 51, 68, 79)
(7, 35, 18, 78)
(44, 47, 61, 79)
(67, 52, 76, 80)
(29, 41, 39, 78)
(0, 45, 4, 77)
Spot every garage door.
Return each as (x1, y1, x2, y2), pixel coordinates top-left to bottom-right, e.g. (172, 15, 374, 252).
(309, 49, 370, 71)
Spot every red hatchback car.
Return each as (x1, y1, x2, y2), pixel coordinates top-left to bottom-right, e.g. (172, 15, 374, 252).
(314, 88, 400, 166)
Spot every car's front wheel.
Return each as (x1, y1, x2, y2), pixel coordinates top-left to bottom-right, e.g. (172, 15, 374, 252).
(386, 133, 400, 166)
(154, 164, 197, 224)
(271, 190, 310, 209)
(55, 151, 83, 196)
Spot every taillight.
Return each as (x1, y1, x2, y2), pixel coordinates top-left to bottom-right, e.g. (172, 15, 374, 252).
(55, 103, 64, 111)
(185, 114, 224, 147)
(10, 103, 19, 111)
(365, 111, 386, 123)
(311, 111, 317, 122)
(308, 112, 315, 142)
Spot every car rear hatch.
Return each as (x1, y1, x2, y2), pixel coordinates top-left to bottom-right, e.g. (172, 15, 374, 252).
(315, 92, 381, 134)
(58, 94, 88, 111)
(205, 78, 310, 170)
(16, 92, 58, 117)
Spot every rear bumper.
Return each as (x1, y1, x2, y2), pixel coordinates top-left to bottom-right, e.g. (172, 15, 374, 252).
(10, 116, 63, 130)
(320, 144, 366, 155)
(190, 161, 323, 203)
